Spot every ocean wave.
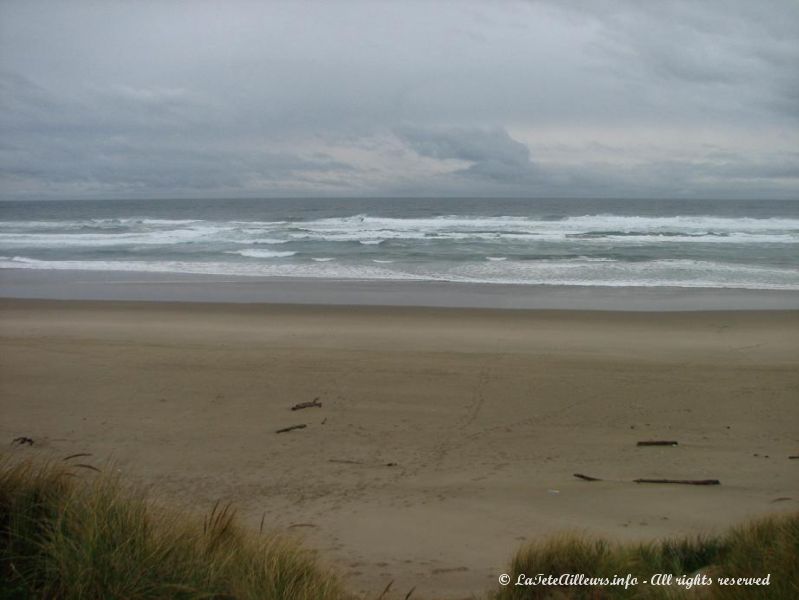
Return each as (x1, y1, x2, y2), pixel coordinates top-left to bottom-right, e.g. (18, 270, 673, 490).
(0, 256, 423, 281)
(2, 255, 797, 290)
(0, 227, 222, 247)
(228, 249, 296, 258)
(1, 210, 797, 291)
(292, 213, 799, 234)
(3, 214, 796, 249)
(233, 238, 289, 245)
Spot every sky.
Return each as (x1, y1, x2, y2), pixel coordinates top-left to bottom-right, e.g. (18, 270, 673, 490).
(1, 0, 797, 200)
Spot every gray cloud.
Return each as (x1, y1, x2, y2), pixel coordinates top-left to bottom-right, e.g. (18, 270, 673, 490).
(0, 71, 355, 197)
(0, 0, 797, 199)
(396, 126, 537, 182)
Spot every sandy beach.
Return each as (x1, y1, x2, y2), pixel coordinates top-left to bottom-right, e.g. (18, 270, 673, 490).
(1, 299, 797, 599)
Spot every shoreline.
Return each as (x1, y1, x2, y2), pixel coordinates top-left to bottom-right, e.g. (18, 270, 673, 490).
(2, 299, 797, 598)
(2, 268, 798, 311)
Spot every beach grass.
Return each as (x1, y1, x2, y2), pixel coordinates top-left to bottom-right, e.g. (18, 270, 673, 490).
(2, 456, 796, 600)
(0, 456, 348, 600)
(495, 512, 798, 600)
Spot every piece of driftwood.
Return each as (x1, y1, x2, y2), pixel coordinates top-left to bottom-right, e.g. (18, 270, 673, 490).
(789, 455, 799, 460)
(291, 398, 322, 411)
(637, 440, 678, 447)
(573, 473, 602, 481)
(275, 424, 307, 434)
(328, 459, 398, 467)
(634, 478, 720, 485)
(12, 436, 34, 446)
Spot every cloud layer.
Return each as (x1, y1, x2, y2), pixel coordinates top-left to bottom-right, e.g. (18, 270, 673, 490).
(1, 0, 797, 199)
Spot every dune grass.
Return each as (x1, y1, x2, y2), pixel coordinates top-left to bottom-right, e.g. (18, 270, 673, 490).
(2, 455, 796, 600)
(0, 456, 348, 600)
(495, 512, 798, 600)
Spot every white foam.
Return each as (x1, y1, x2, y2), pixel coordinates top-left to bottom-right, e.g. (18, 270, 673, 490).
(0, 226, 224, 247)
(259, 213, 799, 244)
(2, 211, 797, 290)
(439, 258, 799, 289)
(2, 214, 796, 250)
(234, 238, 289, 245)
(3, 255, 797, 290)
(136, 218, 203, 226)
(229, 249, 296, 258)
(0, 256, 424, 281)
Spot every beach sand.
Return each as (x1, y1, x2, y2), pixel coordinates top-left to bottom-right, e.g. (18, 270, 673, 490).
(1, 299, 797, 598)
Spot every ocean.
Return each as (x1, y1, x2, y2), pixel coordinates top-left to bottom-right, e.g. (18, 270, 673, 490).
(1, 197, 797, 290)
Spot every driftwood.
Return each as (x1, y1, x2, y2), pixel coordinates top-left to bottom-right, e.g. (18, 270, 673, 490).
(634, 478, 720, 486)
(12, 436, 34, 446)
(329, 459, 398, 467)
(573, 473, 602, 481)
(789, 455, 799, 460)
(275, 424, 307, 434)
(637, 440, 678, 447)
(291, 398, 322, 411)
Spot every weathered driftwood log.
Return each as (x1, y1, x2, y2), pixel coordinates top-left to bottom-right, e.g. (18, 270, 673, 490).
(573, 473, 602, 481)
(634, 478, 720, 485)
(291, 398, 322, 411)
(636, 440, 679, 446)
(275, 424, 307, 434)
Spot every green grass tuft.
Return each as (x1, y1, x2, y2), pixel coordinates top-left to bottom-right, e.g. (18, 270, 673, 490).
(495, 513, 798, 600)
(0, 457, 348, 600)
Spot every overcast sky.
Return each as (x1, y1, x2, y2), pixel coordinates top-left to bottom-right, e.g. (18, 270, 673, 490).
(1, 0, 797, 200)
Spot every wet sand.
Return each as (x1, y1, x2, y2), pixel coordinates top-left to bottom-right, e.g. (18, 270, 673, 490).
(3, 267, 799, 310)
(1, 299, 797, 598)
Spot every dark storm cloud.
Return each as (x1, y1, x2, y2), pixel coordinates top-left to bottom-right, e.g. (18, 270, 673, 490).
(396, 126, 537, 182)
(0, 0, 797, 199)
